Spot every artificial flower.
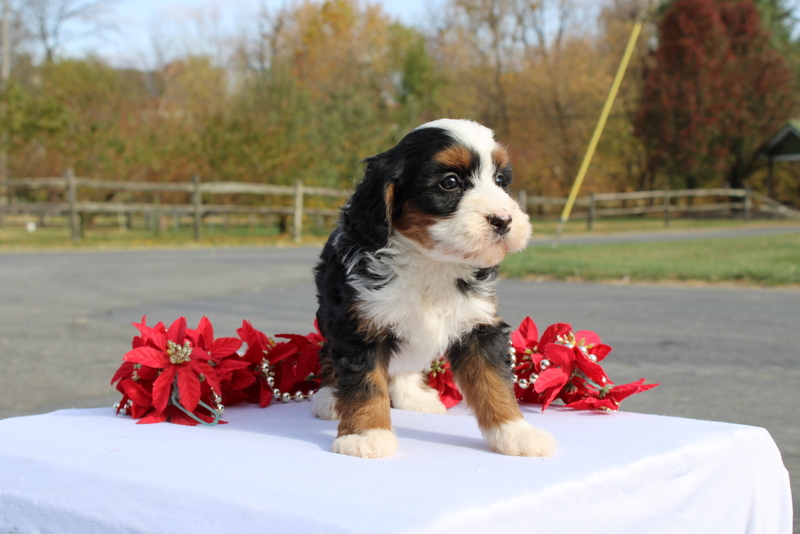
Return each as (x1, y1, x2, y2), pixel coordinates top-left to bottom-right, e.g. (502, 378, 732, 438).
(564, 379, 660, 412)
(272, 332, 323, 399)
(119, 316, 223, 425)
(427, 358, 463, 408)
(236, 321, 323, 407)
(187, 316, 253, 405)
(112, 315, 658, 425)
(511, 317, 657, 412)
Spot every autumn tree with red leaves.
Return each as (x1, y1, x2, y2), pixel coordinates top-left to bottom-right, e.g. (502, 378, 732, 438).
(636, 0, 796, 190)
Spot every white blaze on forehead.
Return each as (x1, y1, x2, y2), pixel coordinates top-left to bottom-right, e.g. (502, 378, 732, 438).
(417, 119, 501, 189)
(419, 121, 515, 217)
(416, 119, 497, 152)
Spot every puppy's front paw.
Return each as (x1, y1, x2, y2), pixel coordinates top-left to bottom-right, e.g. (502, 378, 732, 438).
(332, 429, 398, 459)
(482, 418, 557, 457)
(310, 386, 339, 420)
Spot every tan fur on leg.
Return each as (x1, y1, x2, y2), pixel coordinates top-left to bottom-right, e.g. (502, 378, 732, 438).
(333, 365, 397, 458)
(452, 347, 556, 457)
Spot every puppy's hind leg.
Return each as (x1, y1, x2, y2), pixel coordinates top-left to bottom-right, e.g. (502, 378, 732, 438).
(449, 323, 557, 457)
(310, 386, 340, 420)
(389, 371, 447, 414)
(310, 342, 340, 420)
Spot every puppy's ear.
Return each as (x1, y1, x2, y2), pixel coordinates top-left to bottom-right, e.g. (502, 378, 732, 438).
(341, 151, 400, 250)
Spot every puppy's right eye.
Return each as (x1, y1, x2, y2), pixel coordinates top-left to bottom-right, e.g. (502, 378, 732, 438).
(440, 175, 459, 191)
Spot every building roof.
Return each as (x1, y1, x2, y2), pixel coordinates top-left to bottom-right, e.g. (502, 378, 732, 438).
(758, 120, 800, 161)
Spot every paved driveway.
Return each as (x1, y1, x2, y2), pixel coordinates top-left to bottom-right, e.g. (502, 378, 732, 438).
(0, 245, 797, 530)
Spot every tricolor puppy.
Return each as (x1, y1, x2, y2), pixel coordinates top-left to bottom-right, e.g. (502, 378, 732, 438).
(312, 119, 557, 459)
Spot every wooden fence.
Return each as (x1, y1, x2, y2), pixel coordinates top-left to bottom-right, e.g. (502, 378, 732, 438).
(2, 173, 799, 243)
(523, 187, 800, 228)
(0, 170, 351, 243)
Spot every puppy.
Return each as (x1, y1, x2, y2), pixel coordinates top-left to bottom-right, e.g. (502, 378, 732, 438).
(312, 119, 557, 459)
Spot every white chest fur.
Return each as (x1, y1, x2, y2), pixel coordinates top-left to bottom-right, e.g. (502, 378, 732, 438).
(349, 237, 497, 375)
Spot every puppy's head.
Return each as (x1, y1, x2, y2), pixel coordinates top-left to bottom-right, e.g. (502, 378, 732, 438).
(343, 119, 531, 267)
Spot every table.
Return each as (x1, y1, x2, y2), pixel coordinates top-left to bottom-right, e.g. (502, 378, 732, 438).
(0, 403, 792, 533)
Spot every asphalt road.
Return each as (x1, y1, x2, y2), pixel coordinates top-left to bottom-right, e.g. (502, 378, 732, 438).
(0, 240, 798, 529)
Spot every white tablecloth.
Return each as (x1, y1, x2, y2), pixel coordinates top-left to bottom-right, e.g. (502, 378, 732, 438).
(0, 403, 792, 533)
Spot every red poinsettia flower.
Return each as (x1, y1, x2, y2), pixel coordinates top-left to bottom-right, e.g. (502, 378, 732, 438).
(186, 316, 243, 360)
(272, 332, 323, 399)
(533, 343, 576, 410)
(574, 330, 610, 361)
(427, 358, 463, 408)
(555, 375, 597, 406)
(237, 320, 282, 407)
(564, 378, 659, 411)
(509, 317, 657, 412)
(236, 321, 323, 407)
(187, 317, 253, 405)
(112, 367, 155, 419)
(112, 314, 658, 424)
(511, 318, 574, 403)
(123, 317, 222, 423)
(306, 318, 325, 346)
(237, 320, 275, 363)
(556, 329, 611, 389)
(511, 316, 539, 353)
(112, 316, 163, 419)
(511, 318, 573, 364)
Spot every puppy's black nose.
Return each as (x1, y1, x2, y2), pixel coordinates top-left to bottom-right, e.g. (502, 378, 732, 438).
(489, 214, 512, 235)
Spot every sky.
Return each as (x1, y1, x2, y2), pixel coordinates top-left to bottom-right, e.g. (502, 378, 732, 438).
(61, 0, 435, 68)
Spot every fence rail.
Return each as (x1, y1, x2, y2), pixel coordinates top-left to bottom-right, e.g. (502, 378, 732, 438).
(524, 187, 800, 228)
(1, 171, 351, 242)
(3, 174, 800, 242)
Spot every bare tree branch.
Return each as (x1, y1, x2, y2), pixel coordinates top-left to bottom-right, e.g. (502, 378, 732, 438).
(19, 0, 114, 61)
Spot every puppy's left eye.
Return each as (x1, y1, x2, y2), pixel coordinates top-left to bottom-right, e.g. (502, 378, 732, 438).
(440, 174, 460, 190)
(494, 175, 507, 188)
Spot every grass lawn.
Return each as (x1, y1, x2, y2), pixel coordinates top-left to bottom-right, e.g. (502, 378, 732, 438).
(529, 216, 800, 236)
(501, 231, 800, 286)
(2, 217, 799, 286)
(0, 223, 329, 250)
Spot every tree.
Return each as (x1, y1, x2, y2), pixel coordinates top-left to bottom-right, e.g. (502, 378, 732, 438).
(21, 0, 113, 62)
(636, 0, 796, 189)
(717, 0, 796, 187)
(227, 0, 444, 189)
(595, 0, 659, 192)
(429, 0, 601, 195)
(749, 0, 800, 53)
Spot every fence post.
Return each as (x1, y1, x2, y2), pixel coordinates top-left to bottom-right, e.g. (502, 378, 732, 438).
(744, 186, 751, 222)
(154, 194, 161, 236)
(663, 190, 670, 228)
(192, 174, 201, 241)
(518, 190, 527, 213)
(587, 193, 596, 230)
(293, 179, 304, 243)
(0, 174, 5, 226)
(66, 167, 80, 242)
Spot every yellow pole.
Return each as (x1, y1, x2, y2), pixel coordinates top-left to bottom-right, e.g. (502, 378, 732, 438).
(553, 21, 642, 247)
